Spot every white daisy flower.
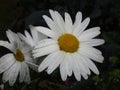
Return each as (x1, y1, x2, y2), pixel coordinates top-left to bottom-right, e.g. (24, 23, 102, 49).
(0, 30, 38, 86)
(18, 25, 46, 48)
(33, 10, 105, 81)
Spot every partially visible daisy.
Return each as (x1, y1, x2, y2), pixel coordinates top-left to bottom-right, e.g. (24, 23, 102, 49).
(33, 10, 105, 81)
(0, 30, 38, 86)
(18, 25, 46, 48)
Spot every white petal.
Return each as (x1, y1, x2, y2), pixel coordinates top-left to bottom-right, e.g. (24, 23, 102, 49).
(25, 61, 38, 72)
(24, 53, 33, 63)
(76, 58, 89, 80)
(83, 39, 105, 46)
(49, 10, 65, 33)
(0, 41, 14, 52)
(35, 39, 57, 49)
(2, 61, 17, 83)
(29, 25, 39, 41)
(73, 17, 90, 37)
(6, 30, 16, 43)
(38, 51, 60, 72)
(0, 54, 16, 73)
(43, 15, 61, 35)
(92, 48, 102, 55)
(62, 58, 69, 77)
(18, 33, 34, 47)
(30, 25, 47, 41)
(2, 68, 10, 83)
(78, 27, 100, 41)
(37, 32, 47, 41)
(65, 12, 73, 33)
(33, 44, 59, 58)
(49, 10, 56, 21)
(74, 11, 82, 28)
(38, 57, 52, 72)
(19, 62, 27, 83)
(25, 30, 33, 43)
(80, 43, 102, 54)
(71, 54, 81, 81)
(6, 30, 20, 43)
(47, 51, 65, 74)
(2, 62, 19, 85)
(35, 26, 58, 39)
(79, 44, 104, 63)
(9, 62, 20, 86)
(23, 63, 31, 84)
(20, 43, 32, 54)
(60, 59, 67, 81)
(73, 53, 91, 76)
(55, 11, 65, 32)
(82, 73, 89, 80)
(82, 56, 99, 75)
(64, 53, 73, 76)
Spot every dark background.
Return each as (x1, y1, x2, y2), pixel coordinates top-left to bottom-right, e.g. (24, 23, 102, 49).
(0, 0, 120, 90)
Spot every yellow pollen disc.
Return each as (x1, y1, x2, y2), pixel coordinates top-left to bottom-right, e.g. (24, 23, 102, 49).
(15, 49, 24, 62)
(58, 34, 79, 53)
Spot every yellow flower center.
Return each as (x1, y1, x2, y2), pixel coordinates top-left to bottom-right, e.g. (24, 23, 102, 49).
(58, 34, 79, 53)
(15, 49, 24, 62)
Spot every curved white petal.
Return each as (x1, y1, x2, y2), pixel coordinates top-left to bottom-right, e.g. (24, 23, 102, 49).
(38, 54, 54, 72)
(38, 51, 60, 72)
(78, 27, 100, 41)
(47, 51, 65, 74)
(74, 11, 82, 28)
(71, 54, 81, 81)
(65, 53, 73, 77)
(82, 56, 99, 75)
(60, 59, 67, 81)
(43, 15, 62, 35)
(49, 10, 65, 33)
(73, 53, 91, 76)
(83, 39, 105, 46)
(25, 30, 33, 43)
(21, 43, 32, 54)
(65, 12, 73, 33)
(19, 62, 27, 83)
(62, 54, 72, 77)
(23, 63, 31, 84)
(80, 43, 102, 54)
(73, 17, 90, 37)
(29, 25, 39, 41)
(55, 11, 65, 32)
(25, 61, 38, 72)
(2, 68, 10, 83)
(6, 30, 20, 43)
(0, 41, 14, 52)
(30, 25, 47, 41)
(33, 44, 59, 58)
(0, 54, 16, 73)
(35, 39, 57, 49)
(79, 44, 104, 63)
(9, 62, 20, 86)
(18, 33, 34, 47)
(35, 26, 58, 39)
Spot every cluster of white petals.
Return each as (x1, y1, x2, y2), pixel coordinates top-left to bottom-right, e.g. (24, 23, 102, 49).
(0, 10, 105, 86)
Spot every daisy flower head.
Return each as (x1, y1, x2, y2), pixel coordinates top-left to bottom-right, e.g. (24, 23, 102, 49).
(18, 25, 46, 48)
(0, 30, 38, 86)
(33, 10, 105, 81)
